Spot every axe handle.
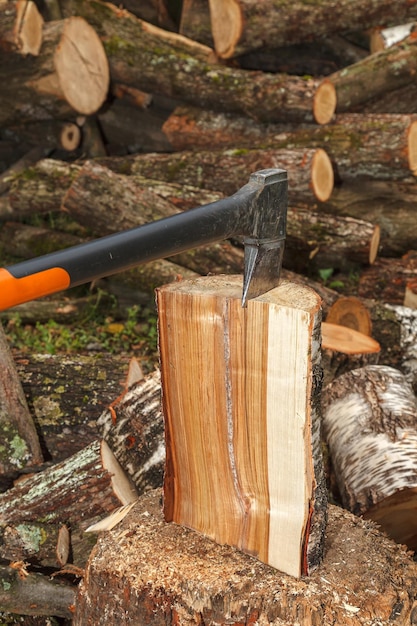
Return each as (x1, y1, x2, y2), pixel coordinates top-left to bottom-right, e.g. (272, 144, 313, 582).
(0, 189, 255, 311)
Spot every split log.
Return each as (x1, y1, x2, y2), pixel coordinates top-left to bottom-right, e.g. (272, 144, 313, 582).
(358, 252, 417, 306)
(0, 563, 75, 619)
(97, 370, 164, 494)
(63, 0, 334, 124)
(0, 324, 43, 483)
(322, 365, 417, 549)
(74, 488, 417, 625)
(325, 31, 417, 113)
(118, 147, 335, 202)
(0, 439, 138, 570)
(207, 0, 417, 58)
(0, 0, 43, 56)
(163, 108, 417, 181)
(157, 276, 326, 577)
(0, 16, 109, 126)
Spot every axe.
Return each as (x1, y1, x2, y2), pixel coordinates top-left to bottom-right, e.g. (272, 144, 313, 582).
(0, 169, 287, 312)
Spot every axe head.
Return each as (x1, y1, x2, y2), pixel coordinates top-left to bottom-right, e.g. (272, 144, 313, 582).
(241, 169, 288, 306)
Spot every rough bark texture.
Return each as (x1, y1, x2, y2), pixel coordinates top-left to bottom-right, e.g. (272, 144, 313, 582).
(58, 0, 330, 124)
(106, 147, 334, 203)
(322, 365, 417, 549)
(327, 32, 417, 112)
(0, 325, 43, 480)
(74, 488, 417, 625)
(208, 0, 417, 57)
(163, 108, 417, 181)
(0, 16, 109, 126)
(358, 252, 417, 306)
(97, 370, 165, 494)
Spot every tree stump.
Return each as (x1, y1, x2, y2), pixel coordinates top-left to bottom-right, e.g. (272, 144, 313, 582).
(73, 488, 417, 625)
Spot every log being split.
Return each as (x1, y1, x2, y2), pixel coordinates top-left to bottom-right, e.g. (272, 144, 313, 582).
(157, 276, 327, 578)
(322, 365, 417, 549)
(0, 16, 109, 126)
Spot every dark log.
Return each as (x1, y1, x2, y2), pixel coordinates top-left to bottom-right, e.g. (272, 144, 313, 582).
(358, 252, 417, 306)
(322, 365, 417, 549)
(319, 180, 417, 257)
(0, 16, 109, 126)
(361, 82, 417, 114)
(0, 0, 43, 56)
(325, 32, 417, 113)
(62, 0, 334, 124)
(0, 221, 83, 259)
(0, 563, 75, 619)
(74, 489, 417, 625)
(207, 0, 417, 58)
(179, 0, 213, 47)
(108, 147, 334, 202)
(0, 324, 43, 482)
(163, 108, 417, 181)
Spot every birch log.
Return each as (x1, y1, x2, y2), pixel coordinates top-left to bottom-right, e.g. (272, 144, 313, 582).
(322, 365, 417, 549)
(157, 276, 326, 578)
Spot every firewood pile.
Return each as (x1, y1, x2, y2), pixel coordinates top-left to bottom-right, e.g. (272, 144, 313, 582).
(1, 0, 417, 623)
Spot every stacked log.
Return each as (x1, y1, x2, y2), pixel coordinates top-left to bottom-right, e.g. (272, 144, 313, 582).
(1, 0, 417, 621)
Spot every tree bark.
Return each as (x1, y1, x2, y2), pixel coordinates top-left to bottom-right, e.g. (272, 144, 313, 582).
(163, 108, 417, 181)
(0, 16, 109, 126)
(325, 32, 417, 112)
(74, 488, 417, 625)
(59, 0, 333, 124)
(157, 276, 326, 577)
(319, 179, 417, 257)
(0, 324, 43, 481)
(97, 370, 165, 494)
(358, 252, 417, 306)
(208, 0, 417, 58)
(0, 439, 138, 530)
(112, 147, 334, 202)
(322, 365, 417, 549)
(0, 563, 75, 619)
(179, 0, 213, 47)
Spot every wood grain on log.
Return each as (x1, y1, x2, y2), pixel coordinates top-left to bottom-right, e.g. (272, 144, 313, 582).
(0, 0, 43, 56)
(208, 0, 417, 58)
(0, 324, 43, 481)
(163, 108, 417, 181)
(325, 31, 417, 113)
(61, 0, 332, 124)
(322, 365, 417, 549)
(0, 16, 109, 126)
(74, 488, 417, 625)
(157, 276, 326, 577)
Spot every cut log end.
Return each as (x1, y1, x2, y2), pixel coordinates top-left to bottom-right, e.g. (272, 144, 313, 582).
(59, 122, 81, 151)
(54, 17, 109, 115)
(326, 296, 372, 336)
(209, 0, 242, 59)
(15, 0, 44, 56)
(311, 148, 334, 202)
(369, 224, 380, 264)
(313, 79, 336, 125)
(321, 321, 380, 354)
(363, 488, 417, 550)
(100, 440, 138, 506)
(408, 120, 417, 175)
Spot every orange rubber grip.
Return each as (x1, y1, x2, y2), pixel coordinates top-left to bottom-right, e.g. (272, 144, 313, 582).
(0, 267, 71, 311)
